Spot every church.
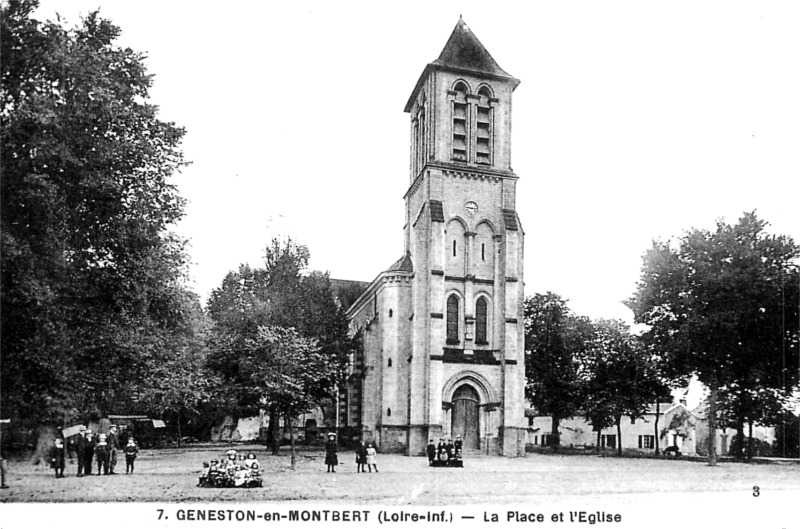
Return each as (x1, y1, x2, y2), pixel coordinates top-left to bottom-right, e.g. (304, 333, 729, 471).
(343, 18, 526, 457)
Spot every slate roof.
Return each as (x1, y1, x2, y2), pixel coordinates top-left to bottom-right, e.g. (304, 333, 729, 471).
(432, 17, 513, 78)
(386, 253, 414, 273)
(405, 18, 519, 112)
(502, 209, 519, 231)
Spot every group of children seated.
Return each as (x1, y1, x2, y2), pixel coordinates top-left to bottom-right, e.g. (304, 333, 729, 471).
(428, 436, 464, 467)
(198, 449, 262, 488)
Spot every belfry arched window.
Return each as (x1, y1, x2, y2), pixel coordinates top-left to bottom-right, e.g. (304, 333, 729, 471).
(476, 85, 494, 165)
(451, 81, 469, 162)
(475, 297, 488, 345)
(446, 294, 460, 344)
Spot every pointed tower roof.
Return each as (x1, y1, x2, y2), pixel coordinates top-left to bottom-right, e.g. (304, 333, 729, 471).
(432, 17, 512, 78)
(405, 18, 519, 112)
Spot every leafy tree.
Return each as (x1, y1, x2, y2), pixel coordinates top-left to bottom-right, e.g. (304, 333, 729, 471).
(524, 293, 592, 450)
(627, 212, 800, 465)
(137, 292, 219, 447)
(1, 1, 190, 428)
(207, 238, 352, 456)
(580, 319, 660, 455)
(218, 326, 334, 468)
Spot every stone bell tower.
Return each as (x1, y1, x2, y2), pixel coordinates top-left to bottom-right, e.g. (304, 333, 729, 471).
(401, 17, 526, 456)
(345, 18, 525, 457)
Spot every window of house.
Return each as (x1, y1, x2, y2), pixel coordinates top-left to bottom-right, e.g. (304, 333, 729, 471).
(452, 82, 469, 162)
(475, 297, 488, 344)
(601, 435, 617, 449)
(453, 240, 457, 257)
(446, 294, 459, 344)
(638, 435, 655, 449)
(388, 358, 392, 367)
(481, 243, 485, 262)
(387, 408, 391, 417)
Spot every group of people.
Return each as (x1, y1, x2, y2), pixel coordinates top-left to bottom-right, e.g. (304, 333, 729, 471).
(354, 441, 379, 473)
(50, 425, 139, 478)
(197, 449, 262, 488)
(426, 435, 464, 467)
(323, 433, 379, 473)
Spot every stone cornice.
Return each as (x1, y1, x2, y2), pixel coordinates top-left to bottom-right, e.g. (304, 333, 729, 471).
(404, 161, 517, 200)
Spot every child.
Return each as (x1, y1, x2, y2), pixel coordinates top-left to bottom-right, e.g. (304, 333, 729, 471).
(233, 464, 247, 488)
(123, 438, 139, 474)
(246, 453, 261, 488)
(208, 459, 221, 487)
(94, 434, 110, 475)
(356, 442, 367, 473)
(365, 442, 378, 473)
(198, 461, 210, 487)
(49, 438, 66, 478)
(324, 433, 338, 473)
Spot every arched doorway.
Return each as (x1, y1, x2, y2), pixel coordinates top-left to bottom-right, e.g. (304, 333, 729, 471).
(451, 384, 480, 449)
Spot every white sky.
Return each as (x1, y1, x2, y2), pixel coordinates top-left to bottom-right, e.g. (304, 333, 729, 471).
(34, 1, 800, 325)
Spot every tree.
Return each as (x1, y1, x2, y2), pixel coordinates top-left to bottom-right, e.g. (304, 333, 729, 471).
(627, 212, 800, 465)
(1, 1, 191, 428)
(207, 238, 353, 456)
(137, 292, 219, 447)
(524, 293, 592, 450)
(580, 319, 660, 455)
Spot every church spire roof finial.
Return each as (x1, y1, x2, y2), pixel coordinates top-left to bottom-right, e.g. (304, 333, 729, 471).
(431, 17, 512, 79)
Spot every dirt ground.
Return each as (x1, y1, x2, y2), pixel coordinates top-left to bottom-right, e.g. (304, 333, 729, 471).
(1, 444, 798, 504)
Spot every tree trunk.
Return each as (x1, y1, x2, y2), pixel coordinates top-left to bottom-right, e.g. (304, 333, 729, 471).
(596, 429, 601, 453)
(654, 401, 661, 456)
(707, 384, 718, 466)
(269, 410, 280, 455)
(747, 420, 754, 460)
(616, 418, 622, 457)
(176, 412, 182, 449)
(289, 415, 296, 470)
(735, 419, 745, 460)
(550, 415, 560, 452)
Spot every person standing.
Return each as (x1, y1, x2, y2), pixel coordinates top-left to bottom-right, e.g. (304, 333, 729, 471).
(106, 425, 120, 474)
(81, 429, 95, 476)
(49, 438, 66, 478)
(94, 434, 110, 475)
(365, 442, 378, 473)
(123, 438, 139, 474)
(324, 433, 338, 473)
(426, 439, 436, 466)
(355, 442, 366, 473)
(436, 437, 447, 462)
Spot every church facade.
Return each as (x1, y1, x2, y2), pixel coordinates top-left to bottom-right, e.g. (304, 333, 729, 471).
(344, 19, 526, 457)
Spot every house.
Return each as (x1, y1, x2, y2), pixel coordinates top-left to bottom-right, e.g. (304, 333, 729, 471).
(528, 402, 701, 454)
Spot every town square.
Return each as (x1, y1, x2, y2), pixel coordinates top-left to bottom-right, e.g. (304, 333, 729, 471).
(1, 2, 799, 529)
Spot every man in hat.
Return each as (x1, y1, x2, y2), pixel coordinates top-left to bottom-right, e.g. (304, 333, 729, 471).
(106, 425, 120, 474)
(324, 433, 338, 473)
(76, 427, 91, 476)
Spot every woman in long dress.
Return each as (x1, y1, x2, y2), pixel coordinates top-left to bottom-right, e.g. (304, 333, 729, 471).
(324, 433, 338, 473)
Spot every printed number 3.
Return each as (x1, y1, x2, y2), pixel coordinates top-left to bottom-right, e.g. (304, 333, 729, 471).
(752, 486, 760, 497)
